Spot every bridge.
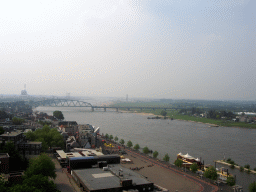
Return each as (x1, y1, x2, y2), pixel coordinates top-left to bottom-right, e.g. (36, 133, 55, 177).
(32, 99, 180, 112)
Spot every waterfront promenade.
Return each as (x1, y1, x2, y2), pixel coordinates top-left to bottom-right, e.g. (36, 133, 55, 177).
(121, 148, 219, 192)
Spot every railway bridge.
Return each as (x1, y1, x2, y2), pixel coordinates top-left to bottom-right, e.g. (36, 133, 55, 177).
(32, 99, 180, 112)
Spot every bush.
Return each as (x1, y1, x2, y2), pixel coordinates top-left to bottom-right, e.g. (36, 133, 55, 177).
(245, 164, 250, 169)
(174, 159, 183, 167)
(254, 167, 256, 171)
(240, 166, 244, 171)
(190, 163, 199, 173)
(227, 158, 231, 162)
(230, 164, 235, 169)
(226, 176, 236, 186)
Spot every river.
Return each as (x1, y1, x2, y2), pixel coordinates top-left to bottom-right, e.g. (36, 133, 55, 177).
(35, 104, 256, 191)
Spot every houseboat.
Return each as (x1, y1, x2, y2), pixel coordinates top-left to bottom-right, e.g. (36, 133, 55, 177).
(177, 152, 204, 169)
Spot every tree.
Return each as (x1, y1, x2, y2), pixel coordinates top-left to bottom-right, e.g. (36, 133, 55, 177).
(25, 125, 64, 151)
(249, 181, 256, 192)
(114, 136, 118, 142)
(134, 144, 140, 151)
(190, 163, 199, 173)
(109, 135, 113, 140)
(204, 166, 218, 180)
(0, 126, 4, 135)
(10, 174, 60, 192)
(153, 151, 159, 158)
(105, 134, 109, 140)
(12, 117, 25, 125)
(160, 110, 167, 117)
(53, 110, 64, 120)
(143, 146, 150, 154)
(127, 140, 133, 148)
(163, 153, 170, 162)
(240, 166, 244, 171)
(25, 153, 56, 179)
(119, 139, 125, 145)
(226, 176, 236, 186)
(174, 159, 183, 167)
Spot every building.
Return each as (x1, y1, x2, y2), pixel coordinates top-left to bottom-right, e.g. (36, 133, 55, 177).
(0, 130, 42, 156)
(18, 141, 42, 156)
(0, 153, 10, 174)
(71, 164, 154, 192)
(0, 130, 26, 145)
(59, 121, 79, 136)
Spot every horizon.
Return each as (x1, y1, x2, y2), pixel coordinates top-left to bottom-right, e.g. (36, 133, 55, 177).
(1, 1, 255, 100)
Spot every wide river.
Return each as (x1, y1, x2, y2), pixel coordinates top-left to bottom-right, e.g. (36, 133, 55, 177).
(35, 104, 256, 191)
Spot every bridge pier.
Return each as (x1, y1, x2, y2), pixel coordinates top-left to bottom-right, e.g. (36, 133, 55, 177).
(91, 107, 94, 112)
(104, 107, 106, 112)
(116, 108, 119, 112)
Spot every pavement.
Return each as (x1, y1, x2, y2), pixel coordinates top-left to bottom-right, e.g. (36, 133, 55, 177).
(51, 155, 80, 192)
(122, 148, 219, 192)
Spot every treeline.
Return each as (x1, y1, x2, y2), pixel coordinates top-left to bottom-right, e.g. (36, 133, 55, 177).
(207, 110, 236, 120)
(179, 108, 236, 120)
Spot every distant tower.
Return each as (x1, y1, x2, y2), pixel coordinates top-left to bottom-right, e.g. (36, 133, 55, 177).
(126, 94, 128, 102)
(21, 84, 27, 96)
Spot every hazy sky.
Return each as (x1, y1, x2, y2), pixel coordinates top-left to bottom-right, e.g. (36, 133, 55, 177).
(1, 0, 255, 100)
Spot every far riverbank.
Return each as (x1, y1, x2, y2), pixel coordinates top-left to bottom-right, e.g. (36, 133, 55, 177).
(119, 109, 256, 129)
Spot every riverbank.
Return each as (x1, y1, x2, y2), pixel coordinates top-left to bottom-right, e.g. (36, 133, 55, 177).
(119, 109, 256, 129)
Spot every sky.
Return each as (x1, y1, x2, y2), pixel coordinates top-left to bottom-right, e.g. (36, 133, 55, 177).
(1, 0, 255, 100)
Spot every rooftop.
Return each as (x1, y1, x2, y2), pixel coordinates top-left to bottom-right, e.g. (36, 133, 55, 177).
(0, 130, 23, 137)
(73, 164, 153, 191)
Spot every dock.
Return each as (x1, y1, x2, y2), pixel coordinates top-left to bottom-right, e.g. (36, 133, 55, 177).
(214, 160, 256, 174)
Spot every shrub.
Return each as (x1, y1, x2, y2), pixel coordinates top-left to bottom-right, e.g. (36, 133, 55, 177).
(226, 158, 231, 162)
(240, 166, 244, 171)
(244, 164, 250, 169)
(254, 167, 256, 171)
(230, 164, 235, 169)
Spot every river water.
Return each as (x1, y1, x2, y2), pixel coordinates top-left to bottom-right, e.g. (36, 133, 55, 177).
(35, 104, 256, 191)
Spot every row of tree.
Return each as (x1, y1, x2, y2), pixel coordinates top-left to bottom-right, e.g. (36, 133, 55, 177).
(103, 133, 170, 162)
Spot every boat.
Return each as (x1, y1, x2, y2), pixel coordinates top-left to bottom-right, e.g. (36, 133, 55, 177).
(217, 167, 233, 181)
(177, 152, 204, 169)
